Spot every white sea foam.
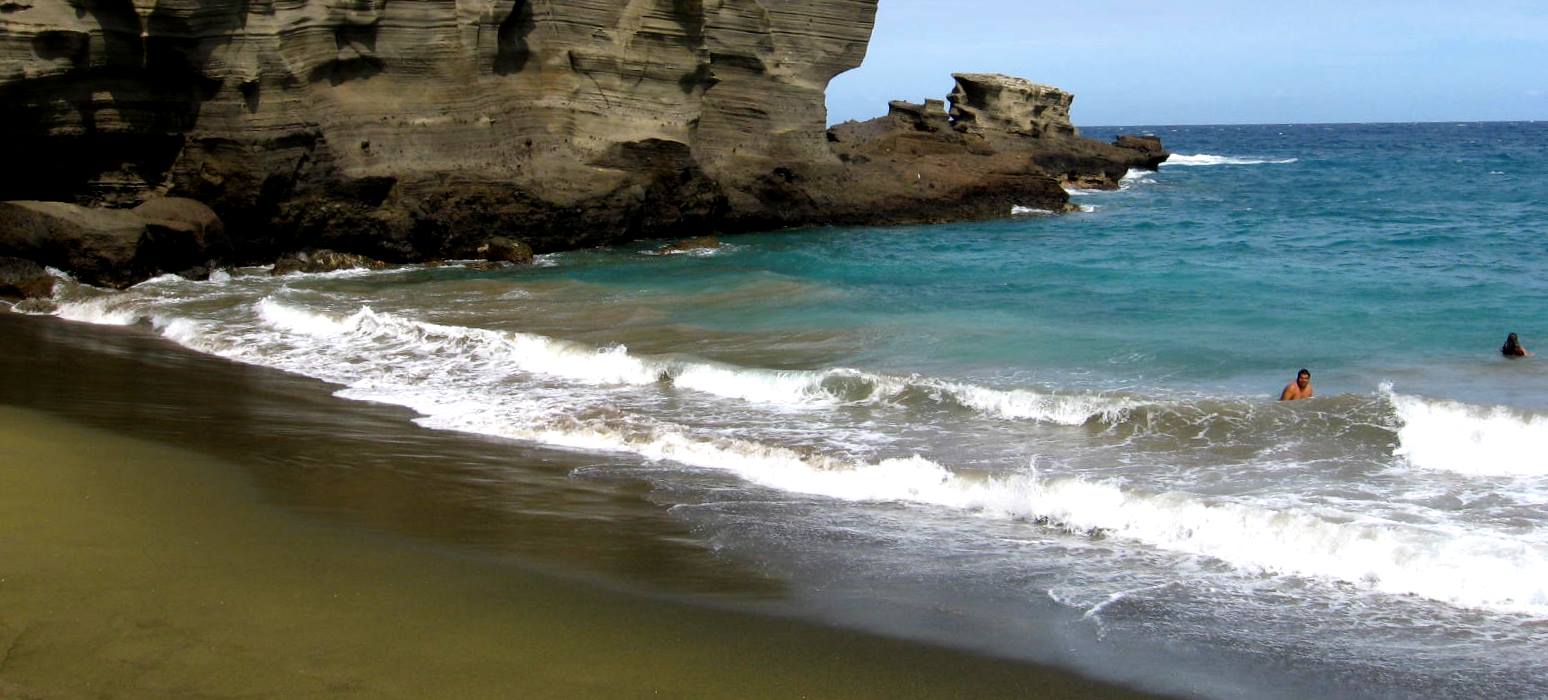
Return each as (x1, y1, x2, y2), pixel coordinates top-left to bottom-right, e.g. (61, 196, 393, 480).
(266, 265, 400, 279)
(672, 363, 835, 405)
(152, 316, 209, 347)
(942, 381, 1134, 425)
(1163, 154, 1299, 167)
(54, 295, 142, 326)
(126, 298, 1548, 615)
(1387, 386, 1548, 477)
(340, 376, 1548, 615)
(129, 273, 188, 288)
(1012, 475, 1548, 614)
(246, 300, 1135, 424)
(1011, 205, 1057, 216)
(254, 298, 664, 386)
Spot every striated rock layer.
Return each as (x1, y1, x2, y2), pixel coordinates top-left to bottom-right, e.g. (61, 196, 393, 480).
(0, 0, 1164, 282)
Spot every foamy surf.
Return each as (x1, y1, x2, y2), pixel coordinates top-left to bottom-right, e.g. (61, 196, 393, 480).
(1163, 154, 1299, 167)
(155, 299, 1548, 613)
(1387, 386, 1548, 477)
(244, 299, 1140, 424)
(310, 369, 1548, 616)
(254, 298, 665, 387)
(54, 294, 143, 326)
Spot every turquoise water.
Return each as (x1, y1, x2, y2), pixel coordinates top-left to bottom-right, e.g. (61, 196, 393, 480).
(26, 122, 1548, 698)
(543, 121, 1548, 406)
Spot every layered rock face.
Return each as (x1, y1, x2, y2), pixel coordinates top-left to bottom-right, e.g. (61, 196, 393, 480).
(3, 0, 874, 254)
(948, 73, 1078, 140)
(826, 73, 1168, 210)
(1, 1, 1164, 284)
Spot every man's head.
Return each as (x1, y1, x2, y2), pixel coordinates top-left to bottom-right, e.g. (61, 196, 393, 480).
(1297, 369, 1311, 388)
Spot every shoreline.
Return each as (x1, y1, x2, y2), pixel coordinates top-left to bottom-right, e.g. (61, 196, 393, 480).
(0, 312, 1165, 699)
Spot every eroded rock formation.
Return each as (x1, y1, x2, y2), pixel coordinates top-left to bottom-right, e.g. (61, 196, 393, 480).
(0, 0, 1165, 285)
(826, 73, 1168, 207)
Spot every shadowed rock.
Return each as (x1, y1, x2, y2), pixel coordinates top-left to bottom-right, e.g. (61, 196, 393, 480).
(656, 235, 720, 255)
(478, 236, 533, 265)
(0, 198, 230, 287)
(0, 201, 147, 287)
(0, 256, 54, 299)
(271, 249, 390, 276)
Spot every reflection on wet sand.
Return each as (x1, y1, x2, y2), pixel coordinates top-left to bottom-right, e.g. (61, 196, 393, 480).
(0, 312, 1155, 698)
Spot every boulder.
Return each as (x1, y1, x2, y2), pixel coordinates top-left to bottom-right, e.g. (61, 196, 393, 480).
(0, 201, 147, 288)
(656, 235, 721, 255)
(476, 236, 533, 265)
(133, 197, 231, 274)
(270, 249, 390, 276)
(133, 197, 226, 245)
(0, 256, 54, 299)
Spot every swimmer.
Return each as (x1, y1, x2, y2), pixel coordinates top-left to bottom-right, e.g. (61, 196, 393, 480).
(1279, 368, 1313, 401)
(1502, 332, 1530, 358)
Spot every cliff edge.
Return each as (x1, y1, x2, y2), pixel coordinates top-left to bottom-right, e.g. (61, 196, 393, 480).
(0, 0, 1165, 285)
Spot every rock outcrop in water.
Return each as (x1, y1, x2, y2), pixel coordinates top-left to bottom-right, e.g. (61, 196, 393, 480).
(0, 0, 1165, 286)
(0, 198, 226, 286)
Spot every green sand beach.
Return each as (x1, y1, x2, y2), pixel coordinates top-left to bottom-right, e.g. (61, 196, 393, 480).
(0, 314, 1152, 698)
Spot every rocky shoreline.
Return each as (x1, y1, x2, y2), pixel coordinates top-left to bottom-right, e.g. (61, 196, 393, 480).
(0, 0, 1165, 290)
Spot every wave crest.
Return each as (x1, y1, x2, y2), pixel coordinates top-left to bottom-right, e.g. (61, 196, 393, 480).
(1388, 385, 1548, 477)
(1163, 153, 1299, 167)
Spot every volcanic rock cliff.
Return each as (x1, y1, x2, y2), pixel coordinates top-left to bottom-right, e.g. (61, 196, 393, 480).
(0, 0, 1165, 284)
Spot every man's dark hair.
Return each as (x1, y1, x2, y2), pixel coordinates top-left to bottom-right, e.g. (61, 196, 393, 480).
(1297, 369, 1311, 378)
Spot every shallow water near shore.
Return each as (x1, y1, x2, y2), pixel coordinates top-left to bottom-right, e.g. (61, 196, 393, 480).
(0, 319, 1150, 699)
(10, 121, 1548, 698)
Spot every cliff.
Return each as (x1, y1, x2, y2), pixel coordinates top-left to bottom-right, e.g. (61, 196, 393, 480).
(0, 0, 1165, 285)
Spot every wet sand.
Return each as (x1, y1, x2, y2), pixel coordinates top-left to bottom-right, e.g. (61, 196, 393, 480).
(0, 313, 1158, 698)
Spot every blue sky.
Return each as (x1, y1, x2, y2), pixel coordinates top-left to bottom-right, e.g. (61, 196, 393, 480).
(826, 1, 1548, 126)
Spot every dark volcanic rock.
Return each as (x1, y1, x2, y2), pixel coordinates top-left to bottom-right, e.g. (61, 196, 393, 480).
(133, 197, 231, 273)
(0, 198, 231, 288)
(478, 237, 534, 265)
(0, 201, 147, 288)
(656, 235, 721, 254)
(0, 256, 54, 300)
(270, 249, 390, 276)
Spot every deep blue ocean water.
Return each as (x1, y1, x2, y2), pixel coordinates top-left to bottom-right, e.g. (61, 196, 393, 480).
(28, 122, 1548, 698)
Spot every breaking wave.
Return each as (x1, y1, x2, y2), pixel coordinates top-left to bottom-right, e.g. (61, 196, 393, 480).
(1163, 153, 1299, 167)
(1388, 386, 1548, 477)
(39, 293, 1548, 615)
(249, 299, 1143, 425)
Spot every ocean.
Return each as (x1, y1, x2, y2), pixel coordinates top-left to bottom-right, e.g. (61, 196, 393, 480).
(13, 121, 1548, 698)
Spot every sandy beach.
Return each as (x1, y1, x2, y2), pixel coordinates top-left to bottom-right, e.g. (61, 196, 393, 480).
(0, 313, 1154, 698)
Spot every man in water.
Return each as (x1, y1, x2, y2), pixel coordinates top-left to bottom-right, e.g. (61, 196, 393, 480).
(1280, 369, 1313, 401)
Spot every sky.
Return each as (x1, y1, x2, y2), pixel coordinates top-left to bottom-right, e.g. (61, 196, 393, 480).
(826, 0, 1548, 126)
